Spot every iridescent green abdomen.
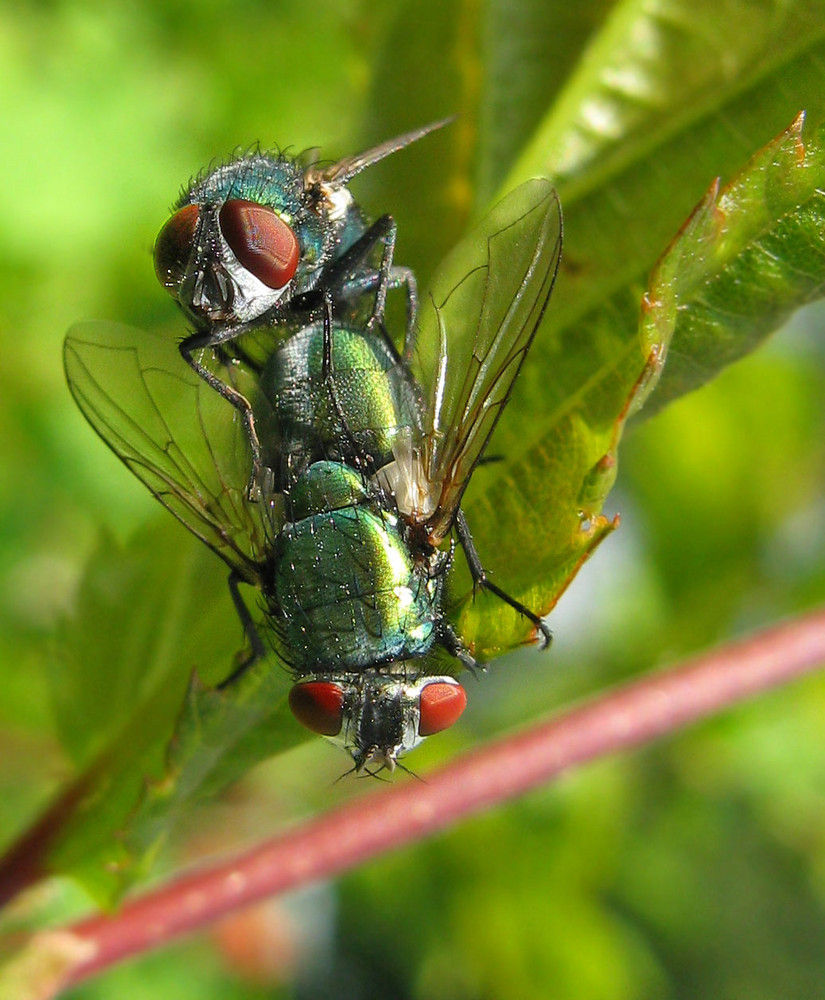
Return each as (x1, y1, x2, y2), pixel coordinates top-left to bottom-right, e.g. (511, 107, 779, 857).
(270, 462, 439, 673)
(260, 323, 420, 485)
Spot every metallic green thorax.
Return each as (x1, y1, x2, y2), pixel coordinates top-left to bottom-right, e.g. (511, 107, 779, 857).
(269, 462, 441, 673)
(259, 323, 420, 485)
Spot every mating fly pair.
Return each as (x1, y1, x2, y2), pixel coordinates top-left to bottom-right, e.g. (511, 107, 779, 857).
(64, 126, 562, 773)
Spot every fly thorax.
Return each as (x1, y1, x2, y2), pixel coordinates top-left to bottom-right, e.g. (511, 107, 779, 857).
(288, 673, 467, 772)
(275, 461, 441, 675)
(314, 181, 355, 224)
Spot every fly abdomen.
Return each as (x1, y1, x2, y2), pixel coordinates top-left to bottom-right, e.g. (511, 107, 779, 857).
(272, 462, 439, 673)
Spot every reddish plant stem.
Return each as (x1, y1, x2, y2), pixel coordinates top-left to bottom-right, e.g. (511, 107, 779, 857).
(19, 606, 825, 997)
(0, 769, 102, 911)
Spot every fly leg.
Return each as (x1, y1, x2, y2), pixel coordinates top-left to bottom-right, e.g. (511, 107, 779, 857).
(318, 294, 370, 475)
(180, 330, 269, 500)
(319, 214, 418, 350)
(439, 619, 481, 673)
(320, 292, 335, 381)
(431, 542, 481, 674)
(455, 509, 552, 649)
(390, 264, 418, 358)
(217, 570, 268, 689)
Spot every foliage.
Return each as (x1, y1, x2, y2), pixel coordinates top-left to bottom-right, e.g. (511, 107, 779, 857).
(2, 0, 825, 997)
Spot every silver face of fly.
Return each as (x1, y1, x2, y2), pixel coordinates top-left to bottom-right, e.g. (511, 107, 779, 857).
(165, 200, 299, 327)
(64, 177, 562, 773)
(289, 674, 467, 773)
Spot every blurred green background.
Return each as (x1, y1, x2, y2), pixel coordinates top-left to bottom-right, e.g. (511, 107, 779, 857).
(2, 1, 825, 997)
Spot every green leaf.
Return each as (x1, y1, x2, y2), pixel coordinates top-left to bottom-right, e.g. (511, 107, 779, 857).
(358, 0, 477, 288)
(41, 521, 263, 902)
(508, 0, 825, 195)
(455, 110, 825, 653)
(641, 113, 825, 414)
(360, 0, 617, 283)
(497, 0, 825, 432)
(42, 488, 322, 905)
(39, 509, 320, 904)
(49, 127, 825, 901)
(122, 662, 296, 874)
(476, 0, 616, 203)
(457, 299, 654, 655)
(361, 1, 825, 496)
(46, 559, 300, 903)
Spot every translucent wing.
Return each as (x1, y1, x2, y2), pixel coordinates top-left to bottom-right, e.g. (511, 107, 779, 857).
(409, 179, 562, 541)
(312, 119, 452, 187)
(64, 321, 270, 581)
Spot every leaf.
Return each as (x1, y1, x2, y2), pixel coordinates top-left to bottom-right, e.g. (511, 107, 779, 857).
(362, 1, 825, 513)
(32, 519, 306, 904)
(39, 521, 262, 902)
(41, 524, 306, 904)
(122, 663, 296, 872)
(455, 112, 825, 653)
(508, 0, 825, 194)
(49, 123, 825, 900)
(455, 304, 653, 655)
(360, 1, 617, 284)
(358, 0, 476, 289)
(346, 16, 825, 645)
(475, 0, 616, 203)
(50, 525, 234, 770)
(496, 0, 825, 430)
(640, 113, 825, 414)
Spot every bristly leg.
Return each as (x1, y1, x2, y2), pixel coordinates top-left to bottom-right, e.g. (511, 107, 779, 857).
(217, 570, 268, 689)
(302, 213, 418, 342)
(180, 330, 268, 498)
(439, 618, 482, 674)
(455, 509, 552, 649)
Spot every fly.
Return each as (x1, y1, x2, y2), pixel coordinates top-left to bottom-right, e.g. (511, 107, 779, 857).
(64, 178, 562, 773)
(153, 121, 449, 484)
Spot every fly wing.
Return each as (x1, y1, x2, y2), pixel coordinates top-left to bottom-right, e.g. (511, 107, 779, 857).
(313, 119, 452, 187)
(64, 321, 270, 581)
(410, 179, 562, 541)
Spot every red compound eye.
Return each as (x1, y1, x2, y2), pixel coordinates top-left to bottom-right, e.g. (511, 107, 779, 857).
(289, 681, 345, 736)
(418, 681, 467, 737)
(219, 199, 299, 289)
(153, 203, 200, 293)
